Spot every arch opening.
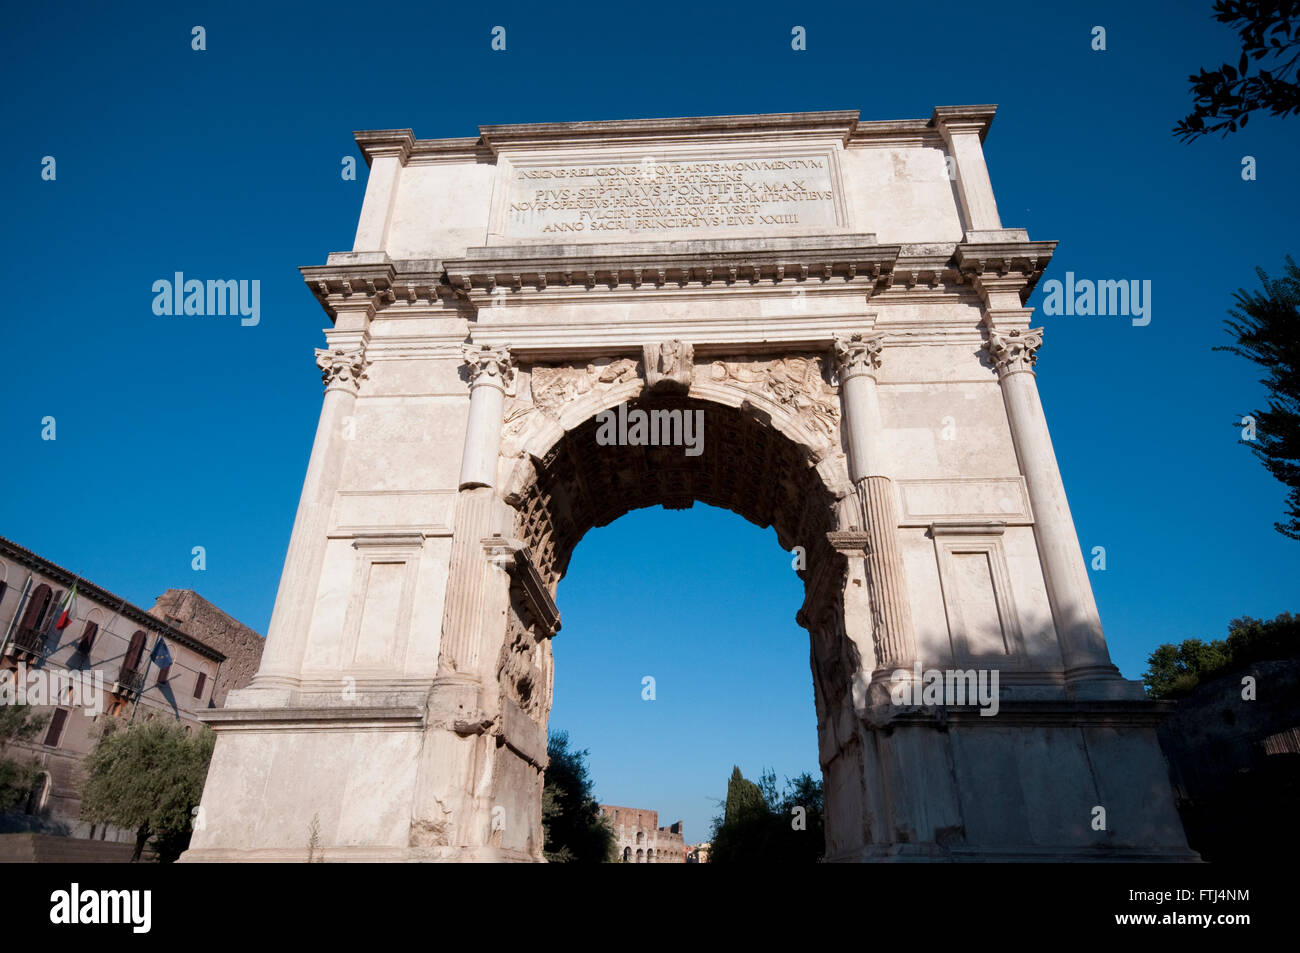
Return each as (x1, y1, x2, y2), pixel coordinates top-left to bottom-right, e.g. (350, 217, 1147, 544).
(493, 392, 864, 860)
(508, 394, 842, 587)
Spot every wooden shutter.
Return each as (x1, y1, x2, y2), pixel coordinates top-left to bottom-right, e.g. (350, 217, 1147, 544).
(20, 584, 52, 630)
(123, 630, 146, 672)
(44, 708, 68, 747)
(193, 671, 207, 698)
(157, 664, 171, 684)
(77, 621, 98, 654)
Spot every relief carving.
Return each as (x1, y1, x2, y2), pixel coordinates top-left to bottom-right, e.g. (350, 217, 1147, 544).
(708, 355, 839, 442)
(497, 604, 550, 723)
(501, 396, 537, 444)
(642, 339, 693, 393)
(529, 358, 640, 417)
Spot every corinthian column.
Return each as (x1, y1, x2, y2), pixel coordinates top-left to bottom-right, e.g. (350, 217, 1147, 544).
(439, 344, 514, 676)
(255, 340, 370, 686)
(413, 344, 516, 851)
(984, 325, 1121, 688)
(458, 344, 514, 490)
(833, 333, 916, 674)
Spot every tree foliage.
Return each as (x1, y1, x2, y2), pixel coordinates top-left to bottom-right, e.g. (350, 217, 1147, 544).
(1175, 1, 1300, 141)
(1144, 611, 1299, 697)
(79, 718, 214, 861)
(541, 730, 615, 863)
(708, 766, 824, 863)
(0, 705, 49, 813)
(1216, 257, 1300, 539)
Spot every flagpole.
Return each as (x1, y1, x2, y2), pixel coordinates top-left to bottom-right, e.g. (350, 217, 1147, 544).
(49, 572, 83, 652)
(130, 633, 160, 724)
(90, 590, 130, 721)
(39, 577, 71, 658)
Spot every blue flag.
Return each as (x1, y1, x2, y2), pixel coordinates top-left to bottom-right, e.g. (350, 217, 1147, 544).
(151, 638, 172, 669)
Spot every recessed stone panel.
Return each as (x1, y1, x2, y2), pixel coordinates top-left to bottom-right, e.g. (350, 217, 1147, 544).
(496, 147, 847, 242)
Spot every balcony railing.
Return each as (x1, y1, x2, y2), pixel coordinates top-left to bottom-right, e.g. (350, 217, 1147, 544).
(112, 667, 145, 697)
(5, 625, 46, 658)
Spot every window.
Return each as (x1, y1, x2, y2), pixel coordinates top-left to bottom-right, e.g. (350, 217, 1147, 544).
(157, 664, 171, 684)
(19, 583, 53, 632)
(0, 580, 7, 607)
(77, 621, 98, 655)
(44, 708, 68, 748)
(193, 671, 207, 699)
(123, 631, 145, 673)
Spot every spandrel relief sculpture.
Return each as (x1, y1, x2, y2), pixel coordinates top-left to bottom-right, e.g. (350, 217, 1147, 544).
(708, 355, 839, 442)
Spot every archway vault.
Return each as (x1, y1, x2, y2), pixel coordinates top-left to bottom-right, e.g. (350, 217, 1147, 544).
(502, 385, 848, 586)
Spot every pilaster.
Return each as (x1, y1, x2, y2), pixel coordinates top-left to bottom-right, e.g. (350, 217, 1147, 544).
(251, 321, 372, 693)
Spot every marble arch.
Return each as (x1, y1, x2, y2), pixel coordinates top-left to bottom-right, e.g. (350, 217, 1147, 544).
(183, 107, 1195, 862)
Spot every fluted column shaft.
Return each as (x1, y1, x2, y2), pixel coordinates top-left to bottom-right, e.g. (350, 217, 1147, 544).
(834, 333, 917, 673)
(438, 344, 514, 676)
(985, 324, 1116, 680)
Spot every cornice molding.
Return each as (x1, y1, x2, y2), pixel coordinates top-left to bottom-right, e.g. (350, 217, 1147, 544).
(350, 105, 1006, 167)
(442, 235, 900, 298)
(930, 105, 998, 143)
(353, 129, 416, 167)
(477, 110, 863, 154)
(954, 240, 1057, 304)
(296, 236, 1059, 319)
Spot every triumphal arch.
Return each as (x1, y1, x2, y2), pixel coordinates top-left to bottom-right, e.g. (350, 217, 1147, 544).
(184, 107, 1194, 862)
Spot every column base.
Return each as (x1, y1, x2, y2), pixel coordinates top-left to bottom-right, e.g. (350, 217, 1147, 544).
(1065, 665, 1147, 700)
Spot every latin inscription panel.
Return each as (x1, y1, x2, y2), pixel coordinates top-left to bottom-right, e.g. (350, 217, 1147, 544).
(501, 150, 843, 240)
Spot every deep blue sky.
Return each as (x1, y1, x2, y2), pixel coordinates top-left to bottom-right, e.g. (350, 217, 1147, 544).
(2, 2, 1297, 842)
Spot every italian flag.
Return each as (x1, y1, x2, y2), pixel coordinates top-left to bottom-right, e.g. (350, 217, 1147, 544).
(55, 583, 78, 630)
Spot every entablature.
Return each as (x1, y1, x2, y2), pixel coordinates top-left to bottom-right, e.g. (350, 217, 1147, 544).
(298, 236, 1057, 324)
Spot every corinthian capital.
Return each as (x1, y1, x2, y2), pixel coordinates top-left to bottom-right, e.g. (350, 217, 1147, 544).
(463, 343, 515, 392)
(985, 326, 1044, 376)
(833, 332, 884, 381)
(315, 345, 369, 393)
